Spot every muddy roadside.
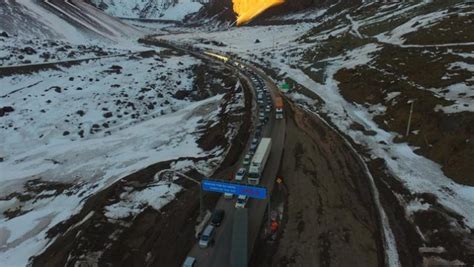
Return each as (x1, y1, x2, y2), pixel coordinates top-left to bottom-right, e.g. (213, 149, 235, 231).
(250, 101, 384, 267)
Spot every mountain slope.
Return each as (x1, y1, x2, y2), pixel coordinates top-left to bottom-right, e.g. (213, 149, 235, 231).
(0, 0, 139, 43)
(191, 0, 342, 24)
(1, 0, 473, 266)
(88, 0, 204, 20)
(0, 1, 243, 266)
(156, 0, 474, 265)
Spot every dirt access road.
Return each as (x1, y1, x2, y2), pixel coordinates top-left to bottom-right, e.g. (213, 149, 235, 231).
(251, 100, 384, 266)
(235, 57, 385, 266)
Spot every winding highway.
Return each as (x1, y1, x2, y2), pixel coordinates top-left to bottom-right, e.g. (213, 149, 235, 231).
(0, 1, 397, 265)
(193, 71, 285, 267)
(154, 40, 389, 267)
(169, 45, 287, 267)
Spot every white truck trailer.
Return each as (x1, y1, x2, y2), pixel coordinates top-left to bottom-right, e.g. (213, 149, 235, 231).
(248, 138, 272, 185)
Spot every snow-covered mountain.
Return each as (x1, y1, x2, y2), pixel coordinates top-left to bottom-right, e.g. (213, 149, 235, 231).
(88, 0, 205, 20)
(0, 0, 139, 43)
(0, 1, 240, 265)
(191, 0, 339, 24)
(158, 1, 474, 265)
(1, 0, 473, 266)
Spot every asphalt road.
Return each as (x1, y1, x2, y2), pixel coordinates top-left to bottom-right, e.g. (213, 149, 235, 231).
(185, 56, 286, 267)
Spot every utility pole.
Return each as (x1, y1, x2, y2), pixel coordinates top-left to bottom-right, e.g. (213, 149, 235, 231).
(406, 99, 415, 137)
(159, 169, 205, 222)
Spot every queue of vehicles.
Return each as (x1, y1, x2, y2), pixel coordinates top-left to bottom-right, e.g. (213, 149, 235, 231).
(183, 52, 284, 267)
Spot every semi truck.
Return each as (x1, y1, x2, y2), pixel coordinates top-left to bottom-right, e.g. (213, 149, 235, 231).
(275, 96, 284, 119)
(248, 138, 272, 185)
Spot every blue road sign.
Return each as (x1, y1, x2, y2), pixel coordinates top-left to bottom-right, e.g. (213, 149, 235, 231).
(202, 179, 267, 200)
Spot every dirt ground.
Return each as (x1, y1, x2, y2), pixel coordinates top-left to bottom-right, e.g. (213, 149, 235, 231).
(335, 45, 474, 186)
(250, 102, 384, 267)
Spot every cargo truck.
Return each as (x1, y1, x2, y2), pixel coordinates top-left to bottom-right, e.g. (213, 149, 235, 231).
(248, 138, 272, 185)
(275, 97, 284, 119)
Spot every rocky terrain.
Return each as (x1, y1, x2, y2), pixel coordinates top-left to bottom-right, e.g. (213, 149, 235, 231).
(88, 0, 205, 20)
(159, 0, 474, 264)
(0, 12, 243, 264)
(1, 0, 473, 266)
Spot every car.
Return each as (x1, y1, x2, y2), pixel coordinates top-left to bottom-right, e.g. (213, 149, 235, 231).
(235, 167, 246, 181)
(250, 138, 259, 151)
(211, 209, 225, 227)
(199, 225, 215, 248)
(235, 195, 249, 208)
(255, 127, 262, 138)
(265, 105, 271, 113)
(224, 192, 233, 199)
(243, 153, 252, 166)
(182, 257, 196, 267)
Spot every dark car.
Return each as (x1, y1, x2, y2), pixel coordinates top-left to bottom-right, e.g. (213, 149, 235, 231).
(255, 127, 262, 138)
(211, 209, 225, 227)
(250, 137, 259, 152)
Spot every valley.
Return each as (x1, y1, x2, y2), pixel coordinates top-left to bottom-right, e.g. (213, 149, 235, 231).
(1, 1, 473, 266)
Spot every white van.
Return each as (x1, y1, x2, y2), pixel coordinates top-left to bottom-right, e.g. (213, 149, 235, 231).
(235, 195, 249, 208)
(182, 257, 196, 267)
(199, 225, 215, 248)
